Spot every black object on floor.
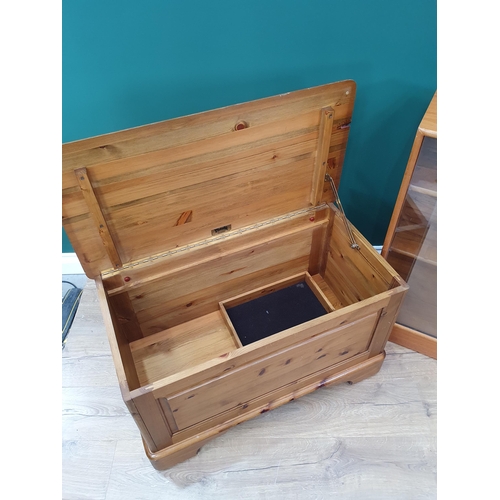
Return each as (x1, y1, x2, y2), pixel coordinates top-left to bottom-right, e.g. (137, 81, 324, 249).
(226, 281, 328, 346)
(62, 282, 83, 348)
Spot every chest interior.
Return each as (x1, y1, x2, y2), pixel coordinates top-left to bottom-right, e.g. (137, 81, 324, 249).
(62, 79, 404, 406)
(97, 205, 398, 391)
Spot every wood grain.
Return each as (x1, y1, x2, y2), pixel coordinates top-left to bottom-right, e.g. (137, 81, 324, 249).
(304, 272, 335, 312)
(381, 131, 425, 259)
(93, 202, 406, 470)
(166, 314, 379, 430)
(419, 92, 437, 138)
(385, 250, 414, 281)
(106, 435, 436, 500)
(138, 257, 312, 336)
(218, 269, 337, 318)
(143, 291, 392, 399)
(396, 257, 437, 338)
(389, 324, 437, 359)
(310, 106, 334, 205)
(381, 91, 437, 358)
(74, 167, 123, 269)
(130, 311, 238, 386)
(382, 93, 437, 259)
(308, 220, 328, 275)
(175, 210, 193, 226)
(218, 302, 243, 349)
(323, 210, 402, 308)
(63, 78, 412, 476)
(63, 81, 356, 278)
(95, 277, 141, 392)
(133, 392, 173, 452)
(62, 387, 141, 442)
(171, 352, 372, 443)
(310, 273, 344, 310)
(102, 209, 328, 296)
(128, 226, 316, 333)
(62, 440, 117, 500)
(368, 287, 408, 357)
(153, 353, 385, 467)
(63, 282, 436, 499)
(107, 292, 144, 342)
(219, 272, 308, 309)
(389, 189, 437, 263)
(328, 210, 395, 292)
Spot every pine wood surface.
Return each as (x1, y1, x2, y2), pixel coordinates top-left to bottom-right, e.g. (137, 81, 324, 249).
(408, 138, 437, 197)
(168, 352, 375, 447)
(381, 92, 437, 356)
(418, 92, 437, 138)
(389, 324, 437, 359)
(62, 279, 436, 499)
(102, 208, 329, 297)
(131, 287, 397, 402)
(130, 311, 238, 386)
(114, 218, 327, 337)
(381, 95, 437, 252)
(389, 190, 437, 264)
(311, 273, 344, 310)
(74, 167, 123, 269)
(62, 81, 356, 278)
(83, 201, 407, 461)
(396, 257, 437, 338)
(166, 313, 378, 431)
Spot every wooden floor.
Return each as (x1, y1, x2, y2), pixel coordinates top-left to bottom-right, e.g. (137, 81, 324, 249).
(62, 279, 437, 500)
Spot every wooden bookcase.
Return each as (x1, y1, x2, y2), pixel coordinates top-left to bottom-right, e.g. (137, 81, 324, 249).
(382, 92, 437, 359)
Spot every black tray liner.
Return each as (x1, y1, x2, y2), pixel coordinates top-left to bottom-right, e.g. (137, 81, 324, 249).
(226, 281, 328, 346)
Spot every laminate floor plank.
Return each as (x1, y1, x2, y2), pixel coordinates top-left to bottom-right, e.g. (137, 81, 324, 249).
(62, 354, 120, 388)
(62, 439, 117, 500)
(106, 436, 436, 500)
(62, 279, 437, 499)
(62, 387, 140, 441)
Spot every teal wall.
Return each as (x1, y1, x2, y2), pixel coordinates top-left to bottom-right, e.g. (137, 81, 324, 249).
(62, 0, 436, 253)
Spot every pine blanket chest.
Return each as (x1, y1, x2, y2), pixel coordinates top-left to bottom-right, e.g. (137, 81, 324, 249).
(62, 80, 408, 469)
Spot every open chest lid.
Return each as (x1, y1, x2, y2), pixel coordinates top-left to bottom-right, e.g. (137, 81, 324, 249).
(62, 80, 356, 278)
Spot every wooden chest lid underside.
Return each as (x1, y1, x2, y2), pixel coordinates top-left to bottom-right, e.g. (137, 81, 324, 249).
(62, 80, 356, 278)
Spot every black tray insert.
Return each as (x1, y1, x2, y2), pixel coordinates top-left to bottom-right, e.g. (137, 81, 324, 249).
(226, 281, 328, 346)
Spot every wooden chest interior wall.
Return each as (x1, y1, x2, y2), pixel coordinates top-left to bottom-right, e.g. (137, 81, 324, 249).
(62, 80, 408, 469)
